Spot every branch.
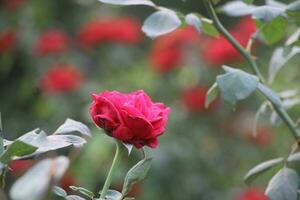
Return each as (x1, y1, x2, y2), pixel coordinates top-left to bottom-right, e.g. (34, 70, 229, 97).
(203, 0, 300, 140)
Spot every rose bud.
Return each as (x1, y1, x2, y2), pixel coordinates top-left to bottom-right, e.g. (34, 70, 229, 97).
(235, 188, 268, 200)
(90, 90, 171, 148)
(40, 64, 83, 95)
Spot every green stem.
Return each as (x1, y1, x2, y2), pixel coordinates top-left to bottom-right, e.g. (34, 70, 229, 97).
(99, 140, 122, 199)
(203, 0, 300, 139)
(273, 106, 300, 139)
(204, 0, 265, 84)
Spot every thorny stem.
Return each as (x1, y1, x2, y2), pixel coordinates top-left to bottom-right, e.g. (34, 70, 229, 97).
(203, 0, 300, 140)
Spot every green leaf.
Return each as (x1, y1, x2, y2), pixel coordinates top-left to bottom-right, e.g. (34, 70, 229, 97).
(52, 186, 67, 198)
(287, 1, 300, 12)
(286, 1, 300, 26)
(200, 18, 219, 37)
(123, 143, 133, 155)
(268, 47, 300, 84)
(266, 0, 287, 8)
(105, 190, 122, 200)
(0, 112, 4, 155)
(122, 158, 152, 196)
(285, 29, 300, 46)
(98, 0, 155, 7)
(257, 83, 282, 107)
(1, 140, 37, 164)
(123, 198, 135, 200)
(54, 118, 91, 138)
(244, 157, 284, 184)
(205, 82, 218, 109)
(142, 9, 181, 38)
(265, 168, 299, 200)
(253, 6, 285, 22)
(66, 195, 86, 200)
(216, 66, 259, 105)
(70, 186, 94, 199)
(10, 156, 69, 200)
(17, 129, 86, 157)
(185, 13, 201, 33)
(243, 0, 254, 4)
(288, 152, 300, 162)
(256, 16, 288, 45)
(221, 1, 256, 17)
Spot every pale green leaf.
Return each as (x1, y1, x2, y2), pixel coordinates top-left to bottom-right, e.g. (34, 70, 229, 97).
(70, 186, 94, 199)
(142, 9, 181, 38)
(54, 118, 91, 138)
(185, 13, 201, 33)
(10, 156, 69, 200)
(244, 157, 283, 184)
(98, 0, 155, 7)
(216, 66, 259, 105)
(122, 158, 152, 196)
(205, 82, 218, 109)
(52, 186, 67, 197)
(265, 168, 299, 200)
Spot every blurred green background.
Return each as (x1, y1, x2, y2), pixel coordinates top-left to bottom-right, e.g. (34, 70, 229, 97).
(1, 0, 299, 199)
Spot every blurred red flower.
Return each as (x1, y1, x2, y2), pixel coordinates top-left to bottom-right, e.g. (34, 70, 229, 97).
(149, 26, 199, 73)
(0, 29, 16, 54)
(35, 29, 70, 56)
(235, 188, 268, 200)
(78, 17, 142, 48)
(40, 64, 83, 95)
(182, 85, 218, 112)
(60, 172, 78, 192)
(9, 160, 34, 177)
(246, 126, 273, 147)
(201, 17, 256, 66)
(3, 0, 25, 11)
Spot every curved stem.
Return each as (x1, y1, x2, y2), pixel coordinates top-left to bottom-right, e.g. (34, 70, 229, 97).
(203, 0, 300, 139)
(100, 140, 122, 199)
(204, 0, 265, 84)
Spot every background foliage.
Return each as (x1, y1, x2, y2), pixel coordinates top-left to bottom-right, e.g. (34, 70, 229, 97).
(1, 0, 300, 199)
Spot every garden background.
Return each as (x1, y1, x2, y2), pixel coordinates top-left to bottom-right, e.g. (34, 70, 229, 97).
(0, 0, 299, 199)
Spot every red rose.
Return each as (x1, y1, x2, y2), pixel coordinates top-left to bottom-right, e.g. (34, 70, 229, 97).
(77, 17, 142, 48)
(3, 0, 25, 11)
(201, 17, 256, 66)
(0, 29, 16, 54)
(35, 29, 69, 56)
(90, 90, 171, 148)
(149, 26, 199, 73)
(40, 64, 83, 95)
(235, 188, 268, 200)
(182, 86, 218, 112)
